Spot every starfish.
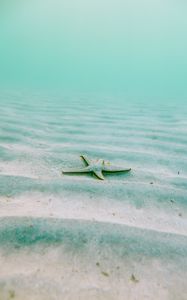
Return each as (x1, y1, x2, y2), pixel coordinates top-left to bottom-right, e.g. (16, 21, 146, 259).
(62, 155, 131, 180)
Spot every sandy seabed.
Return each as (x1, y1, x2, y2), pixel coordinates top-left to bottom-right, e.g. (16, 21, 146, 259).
(0, 91, 187, 300)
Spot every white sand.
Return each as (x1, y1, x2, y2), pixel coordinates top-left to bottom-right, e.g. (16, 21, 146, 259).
(0, 92, 187, 299)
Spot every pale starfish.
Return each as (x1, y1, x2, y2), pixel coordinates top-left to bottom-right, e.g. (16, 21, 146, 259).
(62, 155, 131, 180)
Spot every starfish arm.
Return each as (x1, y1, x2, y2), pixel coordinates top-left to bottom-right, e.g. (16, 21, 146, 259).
(80, 155, 92, 166)
(103, 165, 131, 172)
(93, 171, 105, 180)
(62, 166, 90, 174)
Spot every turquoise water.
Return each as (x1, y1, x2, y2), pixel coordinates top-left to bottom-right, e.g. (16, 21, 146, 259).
(0, 0, 187, 98)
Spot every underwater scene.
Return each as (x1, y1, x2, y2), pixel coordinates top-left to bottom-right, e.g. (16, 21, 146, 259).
(0, 92, 187, 299)
(0, 0, 187, 299)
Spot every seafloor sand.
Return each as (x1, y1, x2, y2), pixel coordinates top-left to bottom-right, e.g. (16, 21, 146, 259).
(0, 91, 187, 300)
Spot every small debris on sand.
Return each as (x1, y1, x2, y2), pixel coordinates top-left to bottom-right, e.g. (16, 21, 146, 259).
(9, 290, 15, 298)
(178, 213, 182, 217)
(101, 271, 109, 277)
(130, 274, 139, 283)
(96, 262, 100, 267)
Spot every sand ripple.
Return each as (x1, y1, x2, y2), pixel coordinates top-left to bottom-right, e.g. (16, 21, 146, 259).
(0, 91, 187, 299)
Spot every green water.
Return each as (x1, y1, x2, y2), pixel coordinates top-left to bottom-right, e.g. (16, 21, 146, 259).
(0, 0, 187, 99)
